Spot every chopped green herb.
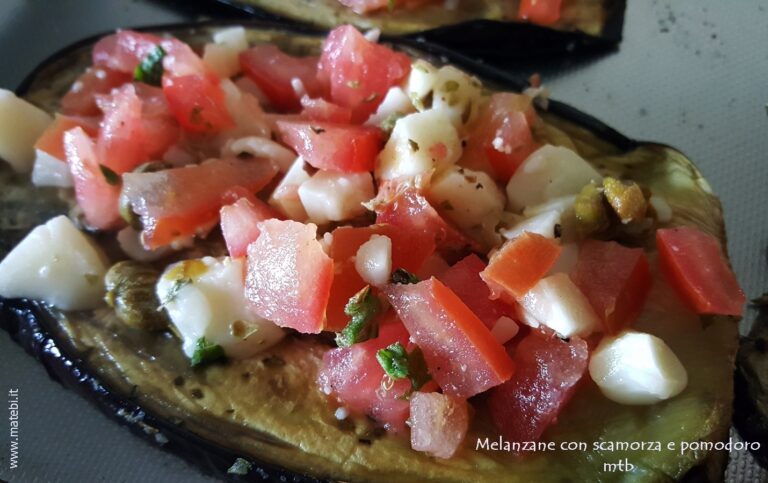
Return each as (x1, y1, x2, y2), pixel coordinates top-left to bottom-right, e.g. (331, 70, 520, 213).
(190, 336, 226, 367)
(406, 346, 431, 391)
(410, 89, 433, 111)
(227, 458, 253, 475)
(346, 79, 361, 89)
(461, 101, 473, 124)
(377, 343, 432, 392)
(379, 111, 404, 134)
(408, 139, 420, 152)
(363, 92, 378, 103)
(99, 164, 120, 185)
(159, 277, 192, 308)
(377, 342, 409, 379)
(133, 45, 166, 87)
(439, 200, 454, 211)
(443, 80, 460, 92)
(84, 273, 100, 285)
(391, 268, 419, 285)
(335, 286, 381, 347)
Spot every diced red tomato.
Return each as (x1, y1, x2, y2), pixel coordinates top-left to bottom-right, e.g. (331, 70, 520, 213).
(35, 115, 99, 161)
(133, 84, 180, 159)
(317, 318, 413, 431)
(92, 30, 164, 73)
(220, 197, 281, 258)
(375, 187, 477, 259)
(326, 263, 369, 332)
(325, 224, 435, 331)
(384, 278, 515, 398)
(518, 0, 563, 26)
(300, 96, 353, 124)
(481, 232, 562, 301)
(159, 38, 210, 79)
(239, 45, 321, 112)
(487, 331, 588, 443)
(63, 127, 122, 230)
(95, 84, 147, 173)
(570, 240, 652, 333)
(60, 67, 132, 117)
(162, 74, 233, 133)
(245, 220, 333, 333)
(121, 158, 278, 249)
(461, 93, 538, 182)
(439, 254, 518, 328)
(318, 25, 411, 122)
(276, 121, 382, 173)
(409, 392, 469, 459)
(656, 226, 746, 316)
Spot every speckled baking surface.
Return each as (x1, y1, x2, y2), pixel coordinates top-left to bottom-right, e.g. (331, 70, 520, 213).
(0, 1, 766, 481)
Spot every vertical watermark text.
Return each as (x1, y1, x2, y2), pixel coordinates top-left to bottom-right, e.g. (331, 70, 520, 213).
(8, 388, 19, 470)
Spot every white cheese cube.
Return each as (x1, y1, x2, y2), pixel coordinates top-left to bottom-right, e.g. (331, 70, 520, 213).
(589, 331, 688, 405)
(490, 316, 519, 345)
(506, 145, 602, 212)
(407, 61, 482, 128)
(298, 171, 374, 224)
(0, 215, 108, 310)
(269, 156, 311, 221)
(0, 89, 52, 173)
(547, 242, 579, 276)
(355, 234, 392, 287)
(501, 196, 575, 240)
(376, 110, 462, 181)
(220, 79, 271, 140)
(428, 165, 504, 245)
(157, 257, 284, 360)
(204, 27, 248, 78)
(203, 43, 241, 79)
(31, 149, 73, 187)
(650, 195, 673, 223)
(519, 273, 601, 338)
(223, 136, 296, 173)
(365, 87, 415, 127)
(212, 26, 249, 52)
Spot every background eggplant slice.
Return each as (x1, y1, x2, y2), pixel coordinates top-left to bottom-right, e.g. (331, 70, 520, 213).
(0, 21, 737, 482)
(211, 0, 626, 62)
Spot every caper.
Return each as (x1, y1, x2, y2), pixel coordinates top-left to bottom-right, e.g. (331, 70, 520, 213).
(602, 177, 648, 224)
(574, 182, 609, 237)
(104, 261, 169, 331)
(119, 191, 142, 230)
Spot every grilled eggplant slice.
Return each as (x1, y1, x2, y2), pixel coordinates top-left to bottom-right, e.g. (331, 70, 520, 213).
(215, 0, 626, 61)
(0, 21, 737, 482)
(734, 301, 768, 469)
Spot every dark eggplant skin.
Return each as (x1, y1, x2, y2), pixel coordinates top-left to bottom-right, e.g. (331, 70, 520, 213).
(211, 0, 626, 63)
(734, 302, 768, 469)
(0, 20, 737, 483)
(0, 298, 322, 483)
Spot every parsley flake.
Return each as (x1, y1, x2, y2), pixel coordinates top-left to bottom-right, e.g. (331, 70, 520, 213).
(133, 45, 166, 87)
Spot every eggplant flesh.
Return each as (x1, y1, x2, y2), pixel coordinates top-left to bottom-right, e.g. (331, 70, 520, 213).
(0, 22, 737, 482)
(216, 0, 626, 61)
